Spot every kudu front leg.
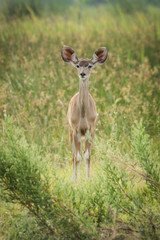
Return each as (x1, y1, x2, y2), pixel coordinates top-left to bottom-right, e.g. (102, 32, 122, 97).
(84, 135, 91, 178)
(72, 132, 81, 181)
(84, 129, 95, 178)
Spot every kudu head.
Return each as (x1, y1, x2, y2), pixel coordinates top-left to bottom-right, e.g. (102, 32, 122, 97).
(61, 46, 108, 81)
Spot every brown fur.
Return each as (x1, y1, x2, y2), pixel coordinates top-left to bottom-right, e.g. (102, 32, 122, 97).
(68, 91, 97, 137)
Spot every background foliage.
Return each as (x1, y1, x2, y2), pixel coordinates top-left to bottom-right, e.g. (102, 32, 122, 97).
(0, 0, 160, 17)
(0, 0, 160, 239)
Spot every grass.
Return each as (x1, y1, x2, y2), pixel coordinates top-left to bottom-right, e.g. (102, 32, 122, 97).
(0, 4, 160, 239)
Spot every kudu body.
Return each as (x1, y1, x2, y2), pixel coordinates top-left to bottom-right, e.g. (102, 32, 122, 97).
(61, 46, 108, 180)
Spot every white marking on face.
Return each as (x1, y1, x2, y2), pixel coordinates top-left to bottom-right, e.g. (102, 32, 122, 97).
(79, 76, 87, 80)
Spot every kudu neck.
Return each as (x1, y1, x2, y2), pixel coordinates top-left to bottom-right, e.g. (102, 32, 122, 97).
(79, 78, 89, 118)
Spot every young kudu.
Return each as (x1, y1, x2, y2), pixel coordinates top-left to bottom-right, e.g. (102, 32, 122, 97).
(61, 46, 108, 180)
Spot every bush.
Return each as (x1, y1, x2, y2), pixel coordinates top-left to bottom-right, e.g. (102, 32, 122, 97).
(0, 117, 94, 239)
(131, 119, 160, 193)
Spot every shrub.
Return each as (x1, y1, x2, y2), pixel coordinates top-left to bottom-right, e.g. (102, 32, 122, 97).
(0, 116, 94, 239)
(131, 119, 160, 192)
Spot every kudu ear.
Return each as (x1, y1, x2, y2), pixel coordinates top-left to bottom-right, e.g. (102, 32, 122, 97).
(91, 47, 108, 66)
(61, 46, 78, 65)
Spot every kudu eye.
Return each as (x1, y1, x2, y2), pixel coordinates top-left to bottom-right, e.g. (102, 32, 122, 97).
(88, 65, 92, 69)
(76, 65, 79, 68)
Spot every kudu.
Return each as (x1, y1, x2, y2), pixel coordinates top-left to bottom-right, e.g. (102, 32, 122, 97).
(61, 46, 108, 180)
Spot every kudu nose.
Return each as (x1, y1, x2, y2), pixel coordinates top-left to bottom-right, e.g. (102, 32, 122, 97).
(80, 72, 86, 78)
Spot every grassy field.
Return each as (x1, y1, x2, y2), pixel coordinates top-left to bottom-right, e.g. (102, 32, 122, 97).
(0, 3, 160, 240)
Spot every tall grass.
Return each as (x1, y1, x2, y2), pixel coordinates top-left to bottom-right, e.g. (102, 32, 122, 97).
(0, 4, 160, 239)
(0, 0, 160, 18)
(0, 0, 74, 17)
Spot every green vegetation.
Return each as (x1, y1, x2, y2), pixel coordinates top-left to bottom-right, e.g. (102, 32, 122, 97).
(0, 2, 160, 239)
(0, 0, 160, 18)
